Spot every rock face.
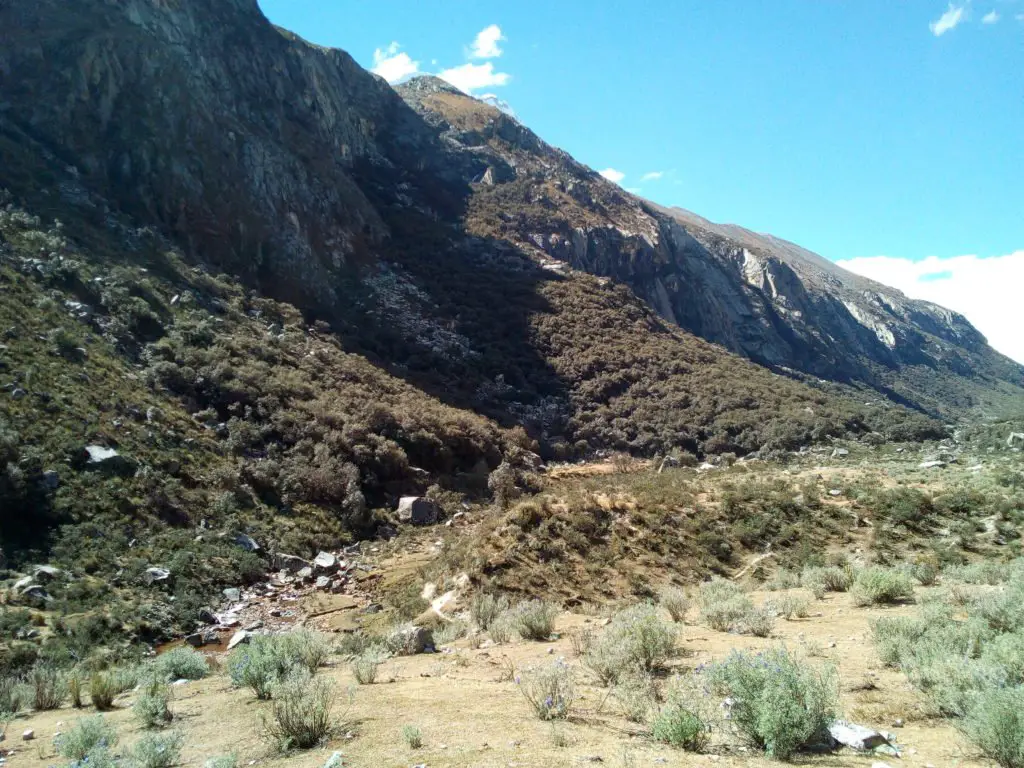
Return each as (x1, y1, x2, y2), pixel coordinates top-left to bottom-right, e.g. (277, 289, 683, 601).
(0, 0, 1020, 426)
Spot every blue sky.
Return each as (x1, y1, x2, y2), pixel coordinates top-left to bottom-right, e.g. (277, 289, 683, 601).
(257, 1, 1023, 362)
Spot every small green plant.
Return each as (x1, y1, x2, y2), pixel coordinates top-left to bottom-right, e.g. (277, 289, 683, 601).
(433, 618, 469, 646)
(516, 659, 575, 720)
(612, 671, 657, 723)
(584, 604, 676, 685)
(659, 587, 690, 622)
(68, 670, 84, 709)
(127, 730, 185, 768)
(278, 630, 331, 674)
(350, 651, 382, 685)
(652, 700, 710, 751)
(0, 674, 26, 715)
(134, 677, 173, 729)
(740, 607, 776, 637)
(402, 724, 423, 749)
(90, 671, 120, 711)
(203, 754, 238, 768)
(705, 647, 838, 760)
(57, 715, 119, 761)
(800, 565, 852, 595)
(29, 662, 66, 710)
(470, 592, 511, 630)
(766, 592, 811, 621)
(263, 671, 337, 751)
(229, 633, 325, 700)
(488, 616, 513, 644)
(507, 600, 558, 640)
(960, 687, 1024, 768)
(851, 567, 915, 606)
(153, 647, 209, 681)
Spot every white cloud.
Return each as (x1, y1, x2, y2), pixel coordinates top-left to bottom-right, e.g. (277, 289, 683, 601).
(930, 3, 967, 36)
(599, 168, 626, 184)
(371, 42, 420, 83)
(838, 251, 1024, 364)
(469, 24, 505, 59)
(438, 62, 511, 93)
(641, 171, 664, 181)
(982, 9, 1000, 23)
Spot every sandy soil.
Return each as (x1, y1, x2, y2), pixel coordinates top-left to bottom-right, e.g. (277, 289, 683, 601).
(8, 587, 986, 768)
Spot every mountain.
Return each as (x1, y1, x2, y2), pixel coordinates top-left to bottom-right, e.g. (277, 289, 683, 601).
(0, 0, 1018, 645)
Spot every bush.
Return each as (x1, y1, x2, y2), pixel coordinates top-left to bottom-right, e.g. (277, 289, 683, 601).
(90, 671, 120, 711)
(652, 699, 711, 751)
(516, 660, 575, 720)
(584, 605, 676, 685)
(766, 593, 811, 621)
(57, 715, 119, 761)
(612, 671, 656, 723)
(350, 651, 382, 685)
(127, 731, 185, 768)
(852, 567, 915, 606)
(961, 687, 1024, 767)
(433, 619, 468, 646)
(263, 671, 337, 751)
(229, 632, 328, 699)
(705, 647, 838, 760)
(800, 566, 852, 596)
(507, 600, 558, 641)
(153, 647, 208, 681)
(740, 608, 776, 637)
(203, 755, 238, 768)
(659, 587, 690, 622)
(402, 724, 423, 749)
(0, 674, 27, 715)
(470, 592, 511, 630)
(135, 677, 173, 729)
(29, 662, 65, 710)
(277, 630, 330, 674)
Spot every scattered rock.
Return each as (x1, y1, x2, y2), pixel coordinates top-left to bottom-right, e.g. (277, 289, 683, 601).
(323, 752, 345, 768)
(831, 448, 849, 458)
(32, 565, 62, 582)
(232, 533, 260, 552)
(22, 729, 34, 741)
(198, 607, 217, 624)
(297, 566, 313, 582)
(829, 721, 891, 751)
(273, 553, 309, 573)
(397, 496, 440, 526)
(388, 624, 434, 655)
(313, 551, 337, 572)
(227, 630, 250, 650)
(143, 567, 171, 585)
(1008, 432, 1024, 448)
(83, 445, 136, 476)
(918, 460, 946, 469)
(184, 631, 218, 648)
(829, 489, 842, 496)
(222, 587, 241, 602)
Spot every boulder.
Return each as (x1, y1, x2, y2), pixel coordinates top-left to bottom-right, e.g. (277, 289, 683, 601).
(919, 460, 946, 469)
(397, 497, 440, 526)
(222, 587, 241, 602)
(83, 445, 136, 476)
(828, 720, 891, 751)
(33, 565, 63, 582)
(387, 624, 434, 655)
(313, 551, 337, 572)
(273, 553, 310, 573)
(185, 630, 218, 648)
(143, 567, 171, 585)
(297, 566, 313, 582)
(198, 607, 217, 624)
(22, 729, 34, 741)
(1008, 432, 1024, 448)
(315, 576, 331, 590)
(232, 533, 260, 552)
(226, 630, 250, 650)
(831, 448, 850, 458)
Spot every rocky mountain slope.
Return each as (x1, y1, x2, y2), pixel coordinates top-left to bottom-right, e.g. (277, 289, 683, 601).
(0, 0, 1018, 652)
(396, 77, 1024, 416)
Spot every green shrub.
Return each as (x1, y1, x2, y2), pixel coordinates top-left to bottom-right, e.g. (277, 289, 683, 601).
(961, 687, 1024, 767)
(350, 651, 382, 685)
(203, 754, 238, 768)
(612, 671, 657, 723)
(766, 593, 811, 621)
(402, 724, 423, 749)
(277, 630, 330, 674)
(652, 700, 711, 751)
(29, 662, 65, 710)
(851, 567, 915, 606)
(57, 715, 118, 761)
(659, 587, 690, 622)
(0, 674, 27, 715)
(507, 600, 558, 641)
(134, 677, 173, 729)
(229, 639, 283, 700)
(488, 616, 513, 644)
(765, 570, 801, 591)
(433, 619, 468, 646)
(705, 647, 838, 760)
(153, 647, 208, 681)
(584, 604, 676, 685)
(68, 670, 84, 709)
(740, 608, 776, 637)
(470, 592, 511, 630)
(90, 671, 120, 711)
(516, 660, 575, 720)
(127, 730, 184, 768)
(800, 566, 852, 596)
(263, 671, 337, 751)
